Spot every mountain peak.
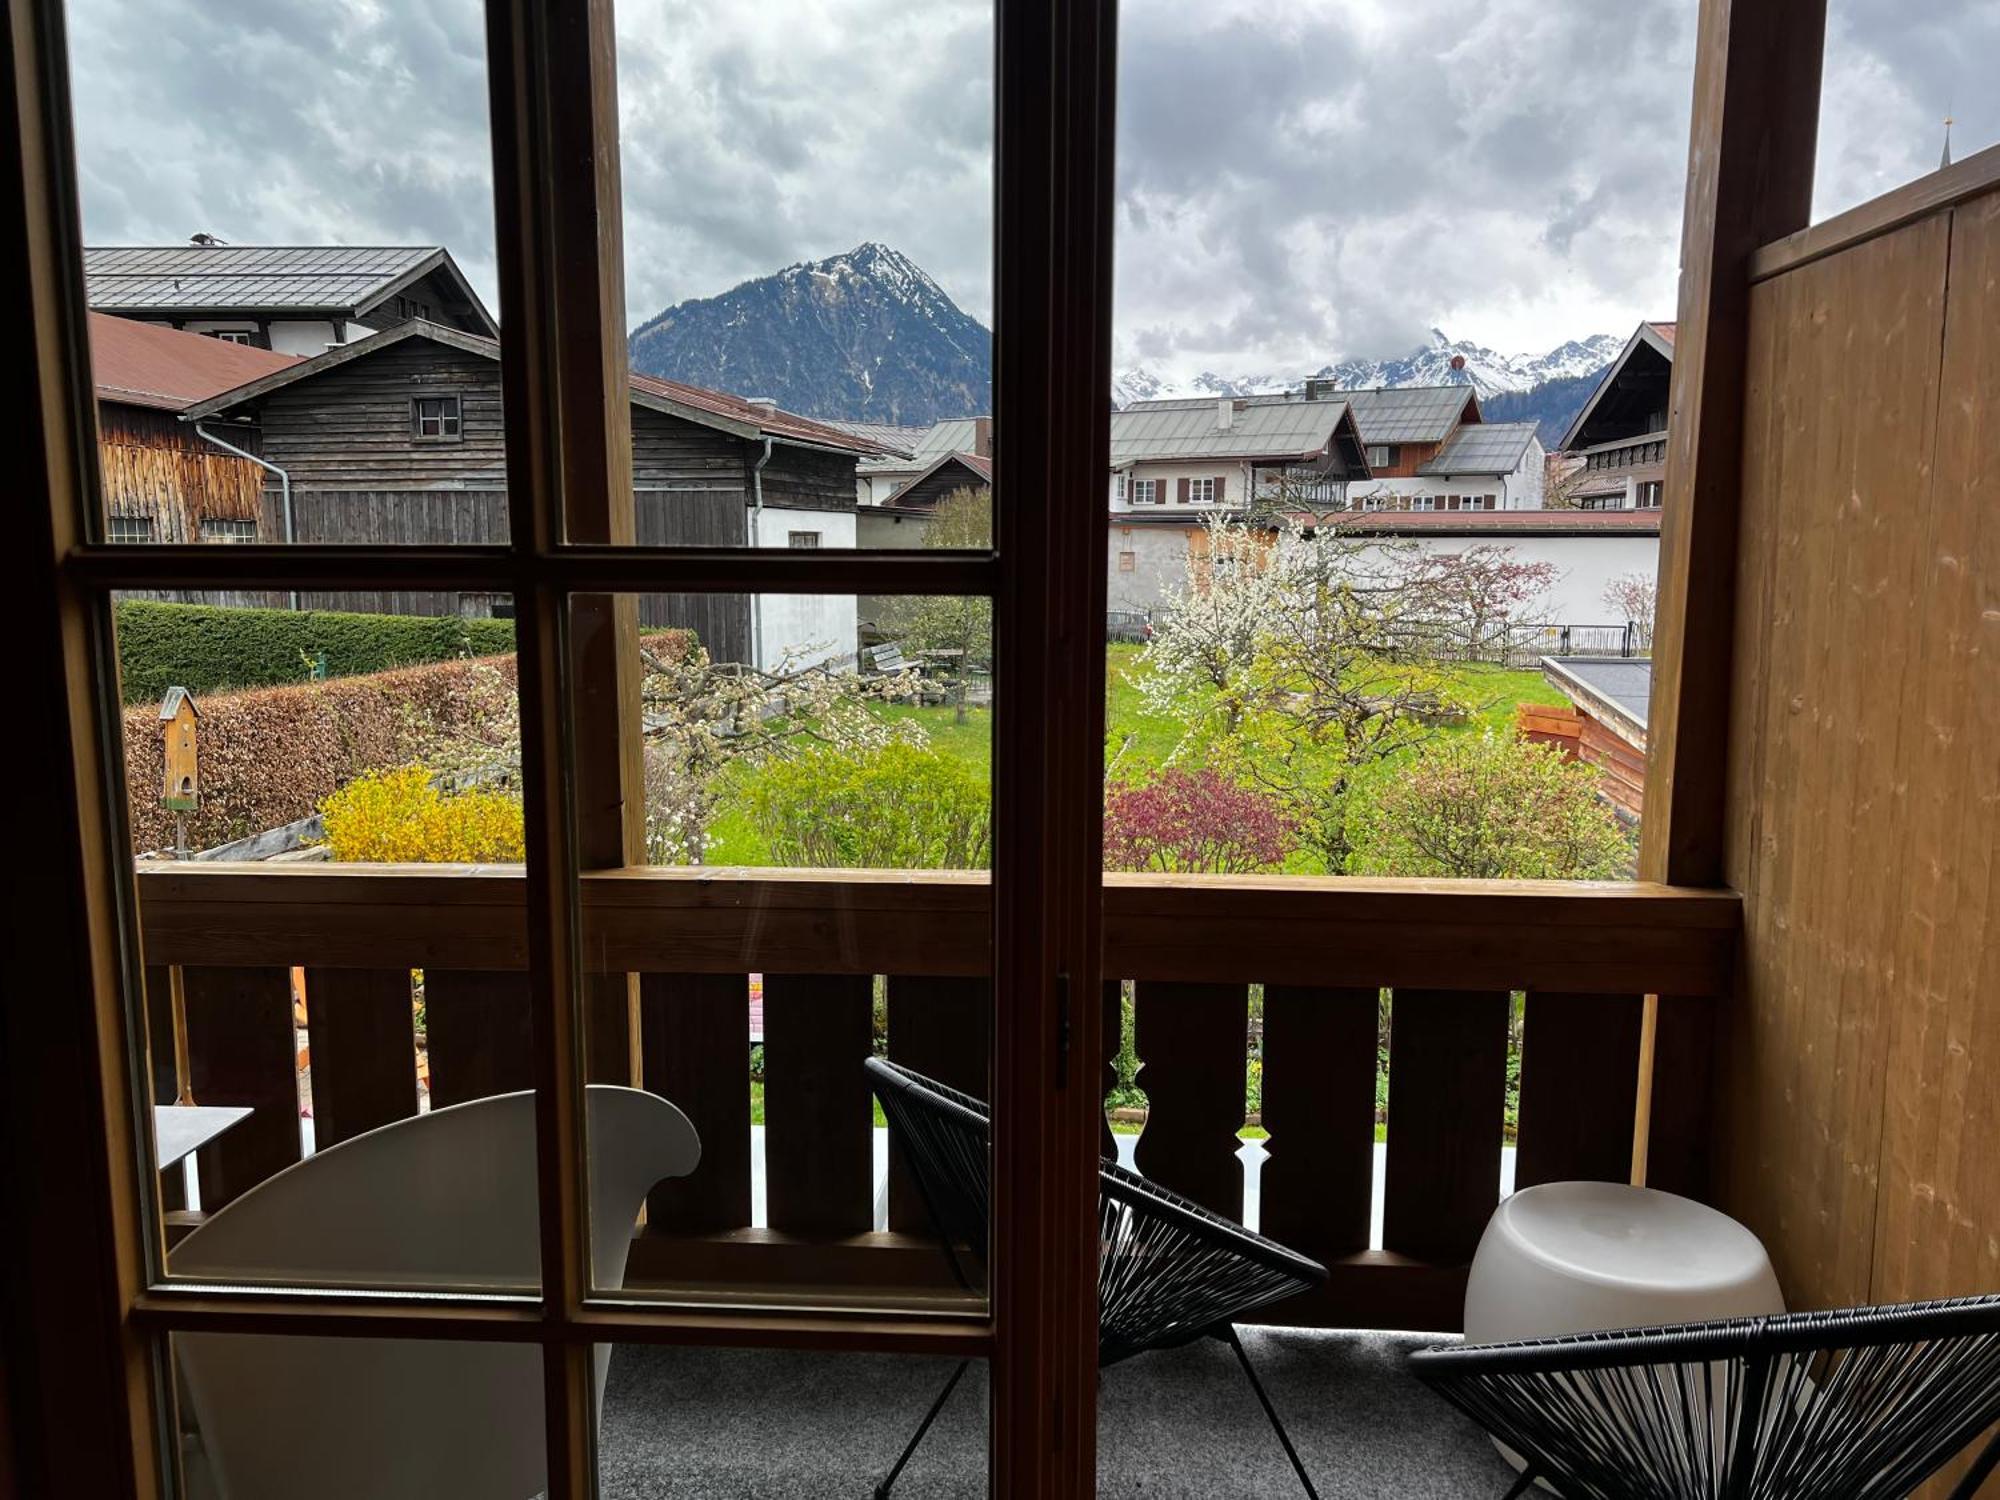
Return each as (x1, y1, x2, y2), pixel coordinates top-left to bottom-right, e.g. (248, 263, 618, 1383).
(629, 244, 991, 426)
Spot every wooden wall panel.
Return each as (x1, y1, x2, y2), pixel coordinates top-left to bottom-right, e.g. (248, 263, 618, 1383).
(1716, 200, 1964, 1312)
(1869, 189, 2000, 1308)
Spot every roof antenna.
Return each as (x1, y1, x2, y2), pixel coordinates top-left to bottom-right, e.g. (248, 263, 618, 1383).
(189, 232, 227, 247)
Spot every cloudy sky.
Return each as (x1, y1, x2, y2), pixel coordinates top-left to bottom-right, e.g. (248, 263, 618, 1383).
(66, 0, 1994, 382)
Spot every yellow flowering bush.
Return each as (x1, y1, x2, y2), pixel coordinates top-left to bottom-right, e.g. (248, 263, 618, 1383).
(319, 765, 525, 863)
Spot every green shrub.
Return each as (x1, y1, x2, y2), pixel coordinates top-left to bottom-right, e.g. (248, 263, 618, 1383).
(114, 600, 516, 704)
(745, 742, 990, 870)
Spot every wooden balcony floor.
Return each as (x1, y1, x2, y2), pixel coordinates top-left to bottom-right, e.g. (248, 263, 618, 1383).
(598, 1328, 1517, 1498)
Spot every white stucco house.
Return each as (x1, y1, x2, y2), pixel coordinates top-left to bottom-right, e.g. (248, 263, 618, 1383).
(1109, 394, 1371, 515)
(1107, 508, 1660, 634)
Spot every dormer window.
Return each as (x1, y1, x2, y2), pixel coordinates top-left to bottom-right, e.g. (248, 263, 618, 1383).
(412, 394, 463, 441)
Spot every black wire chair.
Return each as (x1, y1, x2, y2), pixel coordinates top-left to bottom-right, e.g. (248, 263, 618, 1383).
(1408, 1294, 2000, 1499)
(865, 1056, 1329, 1499)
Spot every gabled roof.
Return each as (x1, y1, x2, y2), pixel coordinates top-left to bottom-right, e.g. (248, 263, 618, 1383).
(896, 450, 992, 496)
(1338, 385, 1482, 446)
(180, 321, 886, 455)
(850, 417, 987, 473)
(1559, 321, 1676, 452)
(88, 312, 302, 412)
(1418, 421, 1541, 476)
(824, 419, 927, 460)
(1110, 398, 1360, 464)
(83, 244, 498, 337)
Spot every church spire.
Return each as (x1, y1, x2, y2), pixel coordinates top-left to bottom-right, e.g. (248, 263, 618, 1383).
(1941, 111, 1955, 171)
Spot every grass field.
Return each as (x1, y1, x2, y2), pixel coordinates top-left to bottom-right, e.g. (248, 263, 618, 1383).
(703, 644, 1567, 867)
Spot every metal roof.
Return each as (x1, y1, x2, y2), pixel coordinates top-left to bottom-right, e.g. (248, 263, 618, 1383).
(1419, 421, 1540, 475)
(88, 312, 301, 411)
(1110, 398, 1353, 464)
(1331, 509, 1661, 537)
(85, 245, 441, 313)
(826, 420, 927, 459)
(1339, 386, 1477, 445)
(1542, 655, 1652, 734)
(856, 417, 986, 472)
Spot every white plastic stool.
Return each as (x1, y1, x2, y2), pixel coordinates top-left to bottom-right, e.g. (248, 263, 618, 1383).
(1466, 1181, 1784, 1347)
(1464, 1182, 1784, 1484)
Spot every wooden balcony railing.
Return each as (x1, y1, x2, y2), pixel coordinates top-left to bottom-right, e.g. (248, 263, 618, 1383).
(136, 863, 1739, 1331)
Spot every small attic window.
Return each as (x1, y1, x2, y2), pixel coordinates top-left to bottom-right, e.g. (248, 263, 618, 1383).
(412, 394, 463, 441)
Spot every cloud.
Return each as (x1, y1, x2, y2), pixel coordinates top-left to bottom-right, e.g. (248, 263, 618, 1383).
(64, 0, 1993, 380)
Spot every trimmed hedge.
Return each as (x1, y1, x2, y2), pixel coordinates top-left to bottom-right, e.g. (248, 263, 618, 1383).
(115, 600, 516, 705)
(123, 655, 520, 854)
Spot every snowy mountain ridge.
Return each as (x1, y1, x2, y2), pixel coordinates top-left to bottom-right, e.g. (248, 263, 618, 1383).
(1111, 328, 1624, 409)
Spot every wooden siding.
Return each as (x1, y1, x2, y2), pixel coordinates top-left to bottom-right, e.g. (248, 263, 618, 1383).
(98, 402, 265, 543)
(760, 444, 865, 512)
(895, 465, 991, 511)
(1717, 184, 2000, 1320)
(256, 339, 510, 491)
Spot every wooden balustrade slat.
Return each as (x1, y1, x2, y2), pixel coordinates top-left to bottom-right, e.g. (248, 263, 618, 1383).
(886, 976, 990, 1233)
(639, 973, 752, 1237)
(146, 965, 185, 1211)
(423, 970, 534, 1109)
(1514, 992, 1644, 1190)
(1382, 989, 1510, 1264)
(1132, 982, 1247, 1219)
(304, 968, 419, 1150)
(179, 965, 300, 1212)
(762, 974, 874, 1236)
(1260, 986, 1380, 1264)
(1102, 980, 1122, 1160)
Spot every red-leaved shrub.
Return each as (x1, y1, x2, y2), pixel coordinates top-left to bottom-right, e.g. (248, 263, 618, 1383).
(1103, 768, 1297, 874)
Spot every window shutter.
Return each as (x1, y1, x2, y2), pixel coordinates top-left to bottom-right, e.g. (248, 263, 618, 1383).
(1177, 477, 1190, 504)
(1213, 474, 1227, 502)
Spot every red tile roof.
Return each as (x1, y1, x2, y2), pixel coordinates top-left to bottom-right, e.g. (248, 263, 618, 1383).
(88, 311, 303, 412)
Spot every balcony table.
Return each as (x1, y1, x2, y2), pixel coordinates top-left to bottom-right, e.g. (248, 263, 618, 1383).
(154, 1104, 253, 1170)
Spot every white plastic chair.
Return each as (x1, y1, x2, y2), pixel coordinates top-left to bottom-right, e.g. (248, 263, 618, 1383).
(170, 1086, 700, 1500)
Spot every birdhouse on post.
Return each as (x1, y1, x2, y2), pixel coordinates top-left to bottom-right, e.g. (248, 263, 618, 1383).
(160, 687, 200, 812)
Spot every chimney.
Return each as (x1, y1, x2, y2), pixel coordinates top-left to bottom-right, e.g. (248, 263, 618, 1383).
(1216, 397, 1235, 431)
(971, 415, 992, 457)
(745, 396, 778, 414)
(1303, 377, 1334, 402)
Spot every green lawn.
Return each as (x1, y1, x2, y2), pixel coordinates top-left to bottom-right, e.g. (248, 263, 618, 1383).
(703, 644, 1565, 868)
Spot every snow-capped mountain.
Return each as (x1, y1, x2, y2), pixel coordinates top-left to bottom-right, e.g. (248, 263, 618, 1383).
(1112, 329, 1624, 407)
(627, 242, 991, 426)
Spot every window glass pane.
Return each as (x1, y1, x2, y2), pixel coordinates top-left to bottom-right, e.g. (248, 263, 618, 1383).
(569, 592, 992, 1318)
(171, 1333, 545, 1495)
(1814, 2, 1997, 222)
(65, 0, 510, 547)
(116, 591, 539, 1293)
(589, 0, 996, 548)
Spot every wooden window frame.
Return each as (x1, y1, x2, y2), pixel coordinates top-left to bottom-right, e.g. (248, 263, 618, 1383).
(411, 392, 463, 442)
(786, 529, 821, 548)
(106, 512, 156, 543)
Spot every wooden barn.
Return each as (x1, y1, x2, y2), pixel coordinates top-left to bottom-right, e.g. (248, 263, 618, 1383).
(87, 312, 301, 544)
(180, 321, 889, 664)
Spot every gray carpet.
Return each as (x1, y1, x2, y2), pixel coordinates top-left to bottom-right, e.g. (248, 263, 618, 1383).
(597, 1328, 1519, 1498)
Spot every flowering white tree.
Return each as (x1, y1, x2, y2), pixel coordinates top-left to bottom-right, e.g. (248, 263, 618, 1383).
(1602, 571, 1659, 649)
(637, 635, 922, 864)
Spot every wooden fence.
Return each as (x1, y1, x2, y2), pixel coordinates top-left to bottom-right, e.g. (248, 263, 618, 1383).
(137, 863, 1738, 1330)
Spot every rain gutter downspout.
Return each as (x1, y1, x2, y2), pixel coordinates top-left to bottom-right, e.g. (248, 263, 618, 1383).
(193, 419, 299, 610)
(750, 435, 774, 669)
